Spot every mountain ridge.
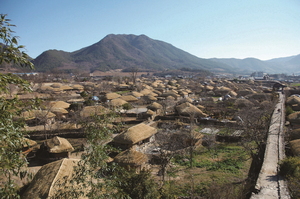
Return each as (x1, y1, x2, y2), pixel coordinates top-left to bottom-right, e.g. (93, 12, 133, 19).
(32, 34, 299, 75)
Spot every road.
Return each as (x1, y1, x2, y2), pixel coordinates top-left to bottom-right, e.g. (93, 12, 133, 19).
(251, 92, 290, 199)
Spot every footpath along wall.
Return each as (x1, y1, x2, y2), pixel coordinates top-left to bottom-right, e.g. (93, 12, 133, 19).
(251, 92, 290, 199)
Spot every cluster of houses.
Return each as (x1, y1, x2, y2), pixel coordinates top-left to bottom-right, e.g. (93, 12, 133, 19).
(6, 76, 298, 198)
(286, 93, 300, 157)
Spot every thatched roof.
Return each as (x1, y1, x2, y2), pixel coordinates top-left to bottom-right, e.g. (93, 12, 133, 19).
(214, 86, 232, 96)
(166, 96, 175, 100)
(109, 98, 128, 107)
(175, 102, 208, 117)
(113, 123, 157, 145)
(72, 84, 84, 90)
(181, 97, 194, 103)
(140, 89, 153, 95)
(50, 107, 69, 114)
(234, 98, 254, 108)
(131, 91, 144, 98)
(287, 111, 300, 124)
(22, 138, 37, 148)
(160, 91, 179, 98)
(51, 83, 62, 88)
(48, 101, 70, 109)
(144, 95, 157, 101)
(114, 148, 148, 166)
(237, 89, 256, 96)
(178, 91, 189, 96)
(290, 139, 300, 156)
(44, 136, 74, 153)
(152, 90, 162, 95)
(229, 90, 238, 97)
(60, 85, 73, 91)
(120, 95, 138, 102)
(22, 158, 87, 199)
(204, 85, 214, 91)
(67, 98, 85, 103)
(105, 92, 121, 100)
(80, 105, 109, 118)
(147, 102, 163, 111)
(290, 128, 300, 140)
(21, 110, 56, 121)
(287, 95, 300, 106)
(146, 109, 155, 115)
(196, 104, 205, 110)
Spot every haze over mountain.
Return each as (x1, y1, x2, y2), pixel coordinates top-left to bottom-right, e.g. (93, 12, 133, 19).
(32, 34, 299, 75)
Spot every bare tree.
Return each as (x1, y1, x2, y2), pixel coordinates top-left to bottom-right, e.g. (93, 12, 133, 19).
(130, 66, 139, 85)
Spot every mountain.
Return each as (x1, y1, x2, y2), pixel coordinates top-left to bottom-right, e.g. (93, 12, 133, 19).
(32, 34, 299, 75)
(210, 57, 281, 74)
(33, 34, 235, 74)
(266, 54, 300, 74)
(211, 55, 300, 74)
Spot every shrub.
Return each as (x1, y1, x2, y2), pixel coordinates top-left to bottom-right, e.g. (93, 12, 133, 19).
(84, 99, 95, 106)
(80, 91, 88, 98)
(122, 103, 132, 110)
(279, 157, 300, 177)
(280, 157, 300, 198)
(286, 105, 294, 116)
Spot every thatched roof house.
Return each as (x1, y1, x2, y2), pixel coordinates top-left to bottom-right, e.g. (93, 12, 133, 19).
(287, 111, 300, 127)
(22, 158, 87, 199)
(109, 98, 128, 107)
(143, 94, 158, 101)
(290, 139, 300, 156)
(21, 110, 56, 121)
(140, 89, 153, 95)
(213, 86, 232, 96)
(120, 95, 138, 102)
(287, 95, 300, 105)
(105, 92, 121, 100)
(290, 128, 300, 140)
(175, 102, 208, 117)
(21, 138, 37, 157)
(147, 102, 163, 112)
(160, 91, 180, 99)
(48, 101, 70, 109)
(114, 148, 148, 170)
(234, 98, 254, 108)
(80, 105, 110, 118)
(131, 91, 144, 98)
(37, 136, 74, 162)
(237, 89, 256, 97)
(113, 123, 157, 149)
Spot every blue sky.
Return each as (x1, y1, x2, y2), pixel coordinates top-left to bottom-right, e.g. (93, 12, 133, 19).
(1, 0, 300, 60)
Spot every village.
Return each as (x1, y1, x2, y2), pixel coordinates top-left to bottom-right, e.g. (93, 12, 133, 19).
(1, 71, 298, 198)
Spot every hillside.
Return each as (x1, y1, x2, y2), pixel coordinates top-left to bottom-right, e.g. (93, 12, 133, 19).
(210, 57, 280, 74)
(32, 34, 234, 74)
(31, 34, 300, 75)
(211, 54, 300, 74)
